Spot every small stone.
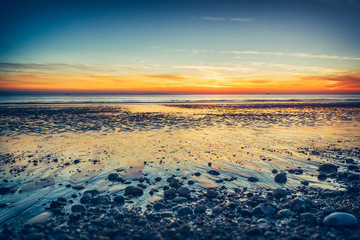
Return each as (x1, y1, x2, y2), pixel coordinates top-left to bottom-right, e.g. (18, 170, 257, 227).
(153, 202, 165, 210)
(177, 187, 190, 196)
(300, 212, 316, 224)
(253, 203, 277, 216)
(80, 196, 91, 204)
(114, 195, 125, 204)
(318, 174, 327, 180)
(206, 188, 218, 198)
(177, 206, 193, 216)
(108, 173, 120, 181)
(194, 172, 201, 176)
(247, 177, 259, 182)
(124, 186, 143, 197)
(300, 180, 309, 186)
(164, 188, 177, 198)
(323, 212, 359, 227)
(155, 177, 162, 182)
(274, 173, 287, 183)
(272, 188, 287, 198)
(278, 209, 293, 218)
(0, 187, 11, 195)
(188, 180, 195, 185)
(71, 204, 86, 213)
(207, 170, 220, 176)
(194, 205, 207, 213)
(0, 203, 8, 208)
(318, 163, 338, 173)
(272, 169, 278, 174)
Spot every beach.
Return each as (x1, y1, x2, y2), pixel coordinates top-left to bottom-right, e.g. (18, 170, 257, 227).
(0, 102, 359, 239)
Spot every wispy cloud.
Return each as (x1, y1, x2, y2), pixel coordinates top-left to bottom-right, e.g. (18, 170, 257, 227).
(229, 51, 360, 61)
(201, 17, 252, 22)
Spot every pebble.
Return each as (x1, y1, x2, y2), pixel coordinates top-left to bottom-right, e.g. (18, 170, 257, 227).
(153, 202, 166, 210)
(194, 205, 207, 213)
(207, 170, 220, 176)
(274, 173, 287, 183)
(164, 188, 177, 198)
(177, 187, 190, 196)
(318, 163, 338, 173)
(71, 204, 86, 213)
(300, 212, 316, 224)
(206, 188, 218, 198)
(323, 212, 359, 227)
(113, 195, 125, 204)
(124, 186, 143, 197)
(0, 187, 11, 195)
(253, 203, 277, 216)
(272, 188, 287, 198)
(247, 177, 259, 182)
(177, 206, 193, 216)
(278, 209, 293, 218)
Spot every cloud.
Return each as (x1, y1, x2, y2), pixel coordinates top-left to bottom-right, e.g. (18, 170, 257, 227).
(146, 74, 186, 80)
(200, 17, 252, 22)
(229, 51, 360, 61)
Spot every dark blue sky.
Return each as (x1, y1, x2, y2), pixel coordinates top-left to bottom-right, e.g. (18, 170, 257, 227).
(0, 0, 359, 93)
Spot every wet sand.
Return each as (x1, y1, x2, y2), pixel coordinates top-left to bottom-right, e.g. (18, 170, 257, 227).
(0, 102, 359, 239)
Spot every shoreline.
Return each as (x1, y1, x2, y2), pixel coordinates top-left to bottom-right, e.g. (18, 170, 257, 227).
(0, 102, 359, 239)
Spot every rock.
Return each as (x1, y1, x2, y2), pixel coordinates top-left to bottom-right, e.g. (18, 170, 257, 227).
(247, 177, 259, 182)
(194, 205, 207, 213)
(153, 202, 166, 210)
(253, 203, 277, 216)
(300, 212, 316, 224)
(71, 204, 86, 213)
(164, 188, 177, 198)
(84, 189, 100, 196)
(177, 187, 190, 196)
(69, 212, 81, 221)
(278, 209, 293, 218)
(323, 212, 358, 226)
(206, 188, 218, 198)
(272, 188, 287, 198)
(143, 231, 164, 240)
(300, 180, 309, 186)
(207, 170, 220, 176)
(124, 186, 143, 197)
(177, 206, 193, 216)
(0, 187, 11, 195)
(194, 172, 201, 176)
(0, 203, 8, 208)
(80, 195, 91, 204)
(188, 180, 195, 185)
(274, 173, 287, 183)
(155, 177, 162, 182)
(114, 195, 125, 204)
(290, 197, 311, 212)
(317, 174, 327, 180)
(72, 183, 86, 190)
(318, 163, 338, 173)
(108, 173, 120, 181)
(50, 200, 63, 209)
(348, 174, 360, 181)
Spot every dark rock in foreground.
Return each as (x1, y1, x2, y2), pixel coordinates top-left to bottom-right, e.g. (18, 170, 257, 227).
(274, 172, 287, 183)
(324, 212, 359, 227)
(124, 186, 143, 197)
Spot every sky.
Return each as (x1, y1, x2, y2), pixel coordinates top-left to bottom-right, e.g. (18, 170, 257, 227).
(0, 0, 360, 94)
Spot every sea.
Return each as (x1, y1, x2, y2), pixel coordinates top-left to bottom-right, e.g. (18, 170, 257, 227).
(0, 94, 359, 104)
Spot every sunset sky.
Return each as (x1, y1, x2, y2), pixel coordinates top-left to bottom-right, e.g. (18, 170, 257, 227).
(1, 0, 360, 94)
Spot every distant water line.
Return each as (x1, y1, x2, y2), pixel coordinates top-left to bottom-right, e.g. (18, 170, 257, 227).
(0, 94, 360, 104)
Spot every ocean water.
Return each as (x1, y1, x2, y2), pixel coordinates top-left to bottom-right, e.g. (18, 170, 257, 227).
(0, 94, 359, 104)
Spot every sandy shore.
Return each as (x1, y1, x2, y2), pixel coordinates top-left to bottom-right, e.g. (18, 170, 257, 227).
(0, 102, 359, 239)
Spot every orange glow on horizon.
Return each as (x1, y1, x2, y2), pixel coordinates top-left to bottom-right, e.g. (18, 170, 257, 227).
(1, 72, 360, 94)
